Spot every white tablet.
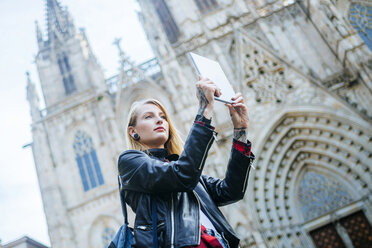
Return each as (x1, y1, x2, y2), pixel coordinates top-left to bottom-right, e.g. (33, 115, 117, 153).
(189, 52, 236, 104)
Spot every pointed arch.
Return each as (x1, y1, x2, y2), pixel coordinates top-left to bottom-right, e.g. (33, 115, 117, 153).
(248, 108, 372, 245)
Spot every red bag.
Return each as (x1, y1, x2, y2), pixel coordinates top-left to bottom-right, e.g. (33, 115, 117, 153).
(184, 225, 224, 248)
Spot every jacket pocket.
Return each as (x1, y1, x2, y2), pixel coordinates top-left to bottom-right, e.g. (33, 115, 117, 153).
(133, 222, 165, 247)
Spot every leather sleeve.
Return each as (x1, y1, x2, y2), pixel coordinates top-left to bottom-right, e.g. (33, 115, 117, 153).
(201, 141, 255, 206)
(118, 123, 215, 193)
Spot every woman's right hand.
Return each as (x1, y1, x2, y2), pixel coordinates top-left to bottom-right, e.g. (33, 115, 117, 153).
(196, 76, 221, 120)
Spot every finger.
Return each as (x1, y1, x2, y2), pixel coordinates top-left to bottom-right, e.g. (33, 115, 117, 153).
(231, 92, 242, 101)
(197, 78, 207, 84)
(215, 88, 222, 97)
(199, 79, 214, 86)
(198, 75, 202, 80)
(212, 85, 220, 96)
(232, 103, 246, 108)
(232, 101, 245, 106)
(234, 96, 244, 104)
(200, 83, 215, 91)
(206, 83, 218, 92)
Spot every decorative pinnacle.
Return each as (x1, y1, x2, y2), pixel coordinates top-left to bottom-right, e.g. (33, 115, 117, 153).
(35, 21, 43, 42)
(46, 0, 75, 41)
(26, 71, 31, 83)
(113, 38, 125, 58)
(113, 37, 132, 68)
(26, 71, 37, 98)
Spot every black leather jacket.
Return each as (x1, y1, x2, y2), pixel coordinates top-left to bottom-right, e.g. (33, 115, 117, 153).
(118, 121, 255, 248)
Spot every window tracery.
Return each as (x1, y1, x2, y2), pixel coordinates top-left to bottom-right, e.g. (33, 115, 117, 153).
(194, 0, 219, 14)
(57, 52, 76, 95)
(298, 171, 354, 221)
(348, 2, 372, 51)
(152, 0, 180, 44)
(73, 130, 104, 191)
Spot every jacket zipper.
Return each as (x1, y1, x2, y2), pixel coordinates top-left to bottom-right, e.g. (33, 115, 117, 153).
(221, 232, 230, 248)
(198, 133, 215, 170)
(193, 190, 201, 245)
(136, 222, 165, 231)
(242, 165, 251, 193)
(170, 193, 175, 248)
(136, 225, 147, 230)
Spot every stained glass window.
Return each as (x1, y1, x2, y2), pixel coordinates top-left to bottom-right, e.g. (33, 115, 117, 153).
(73, 131, 104, 191)
(57, 53, 76, 95)
(348, 3, 372, 51)
(194, 0, 219, 14)
(152, 0, 180, 44)
(298, 171, 354, 221)
(102, 227, 116, 247)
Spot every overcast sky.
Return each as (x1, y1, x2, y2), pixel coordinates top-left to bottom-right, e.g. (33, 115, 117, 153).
(0, 0, 153, 245)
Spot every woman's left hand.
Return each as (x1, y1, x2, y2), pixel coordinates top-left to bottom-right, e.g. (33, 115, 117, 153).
(225, 93, 249, 129)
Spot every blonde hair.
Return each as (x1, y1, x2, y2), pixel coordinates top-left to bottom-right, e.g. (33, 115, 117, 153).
(126, 99, 184, 155)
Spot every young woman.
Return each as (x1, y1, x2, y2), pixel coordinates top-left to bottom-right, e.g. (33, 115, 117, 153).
(118, 78, 255, 248)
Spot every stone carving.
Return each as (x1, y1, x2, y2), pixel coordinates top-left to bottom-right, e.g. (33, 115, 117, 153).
(251, 112, 372, 245)
(236, 32, 293, 104)
(337, 83, 372, 119)
(320, 2, 349, 37)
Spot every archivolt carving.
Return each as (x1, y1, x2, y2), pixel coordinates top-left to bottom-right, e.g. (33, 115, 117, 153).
(248, 111, 372, 246)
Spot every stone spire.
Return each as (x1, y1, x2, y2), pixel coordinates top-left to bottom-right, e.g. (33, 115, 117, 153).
(26, 72, 41, 121)
(46, 0, 75, 43)
(35, 0, 107, 108)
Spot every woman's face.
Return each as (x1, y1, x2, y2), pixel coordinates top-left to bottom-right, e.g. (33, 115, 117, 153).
(129, 103, 169, 149)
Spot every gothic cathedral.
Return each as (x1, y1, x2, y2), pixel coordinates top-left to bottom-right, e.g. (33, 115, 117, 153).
(27, 0, 372, 247)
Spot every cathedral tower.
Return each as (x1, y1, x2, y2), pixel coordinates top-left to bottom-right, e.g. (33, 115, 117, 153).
(28, 1, 125, 247)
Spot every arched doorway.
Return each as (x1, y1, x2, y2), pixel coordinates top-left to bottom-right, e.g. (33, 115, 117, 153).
(250, 110, 372, 247)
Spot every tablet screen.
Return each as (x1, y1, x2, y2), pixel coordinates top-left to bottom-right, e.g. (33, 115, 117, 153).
(189, 52, 235, 103)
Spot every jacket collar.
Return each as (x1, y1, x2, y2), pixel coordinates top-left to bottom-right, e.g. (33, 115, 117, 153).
(146, 148, 179, 161)
(147, 148, 167, 159)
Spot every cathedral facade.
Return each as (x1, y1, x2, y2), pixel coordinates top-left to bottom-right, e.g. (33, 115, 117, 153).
(27, 0, 372, 247)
